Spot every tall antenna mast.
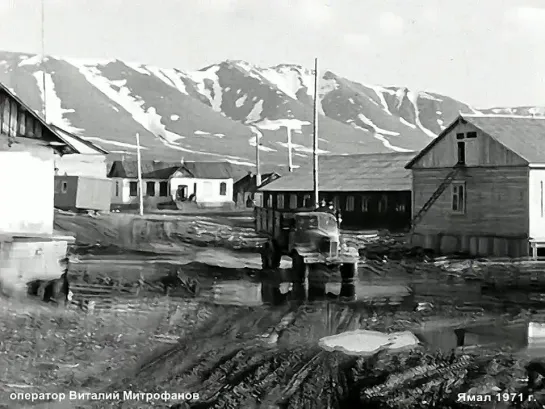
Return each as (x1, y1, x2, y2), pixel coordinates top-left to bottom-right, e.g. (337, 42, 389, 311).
(41, 0, 47, 122)
(312, 58, 319, 207)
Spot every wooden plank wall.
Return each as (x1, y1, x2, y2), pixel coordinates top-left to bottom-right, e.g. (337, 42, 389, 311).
(0, 89, 44, 141)
(413, 167, 529, 237)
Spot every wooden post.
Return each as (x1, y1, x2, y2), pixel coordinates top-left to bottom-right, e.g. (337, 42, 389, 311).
(255, 129, 261, 187)
(287, 126, 293, 172)
(135, 133, 144, 216)
(312, 58, 319, 207)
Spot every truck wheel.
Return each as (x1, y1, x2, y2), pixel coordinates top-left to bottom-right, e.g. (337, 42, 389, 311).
(261, 242, 281, 270)
(340, 262, 357, 300)
(291, 252, 308, 284)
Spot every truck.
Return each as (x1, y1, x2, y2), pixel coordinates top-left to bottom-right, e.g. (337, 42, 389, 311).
(254, 206, 359, 283)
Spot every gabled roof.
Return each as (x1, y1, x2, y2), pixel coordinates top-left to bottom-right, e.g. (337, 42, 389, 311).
(0, 82, 91, 155)
(259, 152, 414, 192)
(108, 160, 180, 179)
(175, 161, 249, 180)
(234, 172, 280, 188)
(405, 114, 545, 169)
(50, 124, 109, 155)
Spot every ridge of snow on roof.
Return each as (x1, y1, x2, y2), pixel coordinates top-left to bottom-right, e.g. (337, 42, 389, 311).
(462, 115, 545, 164)
(259, 152, 414, 192)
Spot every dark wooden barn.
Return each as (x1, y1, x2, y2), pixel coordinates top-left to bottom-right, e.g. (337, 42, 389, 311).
(233, 172, 281, 207)
(257, 152, 414, 231)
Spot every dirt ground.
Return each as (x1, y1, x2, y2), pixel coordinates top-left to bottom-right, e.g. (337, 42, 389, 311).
(2, 211, 543, 408)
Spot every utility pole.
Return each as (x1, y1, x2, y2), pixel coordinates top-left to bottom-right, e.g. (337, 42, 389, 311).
(255, 129, 261, 186)
(287, 126, 293, 172)
(312, 58, 319, 208)
(136, 133, 144, 216)
(41, 0, 47, 122)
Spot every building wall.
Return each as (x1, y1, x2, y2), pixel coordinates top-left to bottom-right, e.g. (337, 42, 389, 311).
(0, 152, 54, 235)
(263, 190, 411, 230)
(169, 177, 234, 206)
(410, 121, 527, 169)
(0, 90, 48, 141)
(411, 167, 529, 256)
(529, 169, 545, 239)
(54, 175, 79, 210)
(55, 154, 108, 178)
(110, 178, 171, 205)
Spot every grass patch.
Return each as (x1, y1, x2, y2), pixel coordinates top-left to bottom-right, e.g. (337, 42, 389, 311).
(0, 298, 214, 408)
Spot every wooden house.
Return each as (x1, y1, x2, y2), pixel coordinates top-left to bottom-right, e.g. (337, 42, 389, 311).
(54, 175, 111, 212)
(258, 153, 414, 231)
(405, 114, 545, 258)
(233, 172, 281, 207)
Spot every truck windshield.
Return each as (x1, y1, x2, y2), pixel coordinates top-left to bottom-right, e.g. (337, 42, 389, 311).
(296, 216, 319, 230)
(318, 215, 338, 232)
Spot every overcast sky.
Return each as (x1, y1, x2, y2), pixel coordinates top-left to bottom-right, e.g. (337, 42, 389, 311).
(1, 0, 544, 108)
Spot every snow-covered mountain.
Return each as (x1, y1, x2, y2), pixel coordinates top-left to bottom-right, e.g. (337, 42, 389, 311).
(0, 51, 542, 166)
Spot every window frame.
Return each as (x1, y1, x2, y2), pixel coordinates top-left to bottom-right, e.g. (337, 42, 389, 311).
(61, 181, 68, 194)
(159, 181, 168, 197)
(219, 182, 227, 196)
(129, 181, 138, 197)
(277, 193, 285, 209)
(146, 181, 156, 197)
(451, 182, 466, 214)
(345, 195, 355, 211)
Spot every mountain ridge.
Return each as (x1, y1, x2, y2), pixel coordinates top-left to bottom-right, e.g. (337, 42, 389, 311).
(0, 50, 542, 168)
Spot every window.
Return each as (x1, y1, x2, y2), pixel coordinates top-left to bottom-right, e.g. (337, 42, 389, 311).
(129, 181, 138, 197)
(61, 181, 68, 194)
(345, 196, 355, 211)
(289, 194, 297, 209)
(361, 196, 369, 212)
(115, 181, 120, 197)
(456, 133, 465, 140)
(466, 131, 477, 138)
(395, 203, 406, 212)
(194, 183, 197, 197)
(452, 183, 466, 213)
(146, 181, 156, 196)
(378, 195, 388, 213)
(277, 194, 285, 209)
(333, 196, 340, 209)
(303, 194, 311, 208)
(457, 142, 465, 165)
(219, 182, 227, 196)
(159, 181, 168, 197)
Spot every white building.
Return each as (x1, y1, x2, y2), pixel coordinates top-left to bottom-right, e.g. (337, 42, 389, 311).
(108, 160, 248, 209)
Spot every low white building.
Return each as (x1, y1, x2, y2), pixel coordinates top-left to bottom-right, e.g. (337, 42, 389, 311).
(108, 160, 248, 209)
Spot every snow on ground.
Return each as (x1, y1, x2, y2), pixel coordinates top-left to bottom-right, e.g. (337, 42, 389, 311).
(171, 114, 180, 121)
(254, 118, 310, 131)
(245, 100, 264, 123)
(146, 66, 189, 95)
(125, 62, 151, 76)
(249, 127, 277, 152)
(258, 67, 304, 100)
(372, 134, 413, 152)
(406, 90, 437, 138)
(357, 114, 399, 136)
(194, 131, 209, 135)
(32, 71, 85, 134)
(348, 98, 354, 104)
(399, 117, 416, 128)
(187, 65, 223, 111)
(18, 55, 42, 67)
(146, 107, 185, 143)
(214, 133, 225, 137)
(319, 330, 419, 356)
(276, 141, 329, 154)
(235, 95, 247, 108)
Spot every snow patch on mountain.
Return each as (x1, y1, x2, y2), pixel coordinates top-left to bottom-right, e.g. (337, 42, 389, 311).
(32, 71, 84, 134)
(254, 118, 311, 131)
(276, 141, 329, 155)
(86, 136, 148, 150)
(406, 90, 436, 138)
(19, 55, 43, 67)
(235, 95, 247, 108)
(357, 114, 399, 136)
(188, 65, 223, 111)
(245, 100, 264, 123)
(70, 61, 185, 143)
(171, 114, 180, 121)
(146, 66, 189, 95)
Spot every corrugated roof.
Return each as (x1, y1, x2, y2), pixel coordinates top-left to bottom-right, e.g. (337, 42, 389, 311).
(406, 114, 545, 169)
(259, 152, 414, 192)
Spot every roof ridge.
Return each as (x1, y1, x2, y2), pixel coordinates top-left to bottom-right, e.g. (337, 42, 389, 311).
(463, 114, 545, 120)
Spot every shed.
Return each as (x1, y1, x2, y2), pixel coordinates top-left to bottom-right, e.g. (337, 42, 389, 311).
(54, 175, 111, 212)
